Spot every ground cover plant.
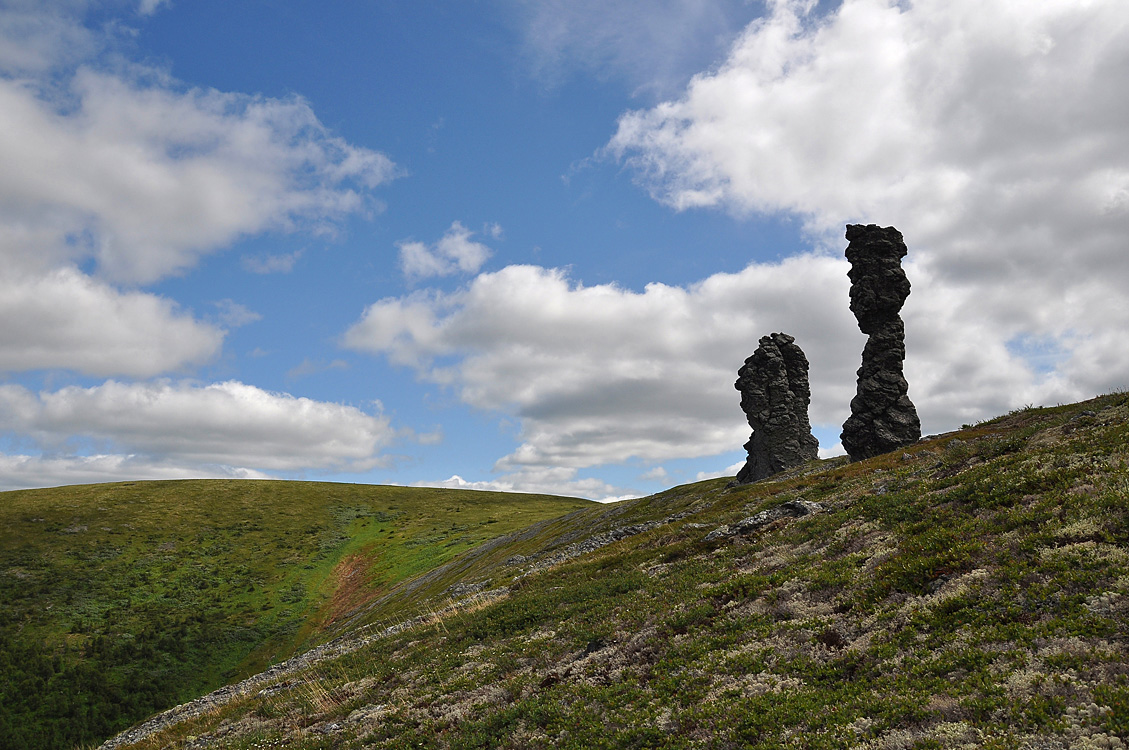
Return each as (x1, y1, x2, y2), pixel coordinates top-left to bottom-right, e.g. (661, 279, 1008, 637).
(94, 392, 1129, 749)
(0, 481, 591, 750)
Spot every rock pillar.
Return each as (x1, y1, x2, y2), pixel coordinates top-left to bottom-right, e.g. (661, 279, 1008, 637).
(731, 332, 819, 485)
(840, 224, 921, 460)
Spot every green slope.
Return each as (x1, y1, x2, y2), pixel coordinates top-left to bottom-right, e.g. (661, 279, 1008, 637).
(0, 480, 592, 750)
(99, 392, 1129, 750)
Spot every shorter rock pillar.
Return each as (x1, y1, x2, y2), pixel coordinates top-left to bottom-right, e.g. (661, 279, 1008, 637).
(731, 332, 820, 485)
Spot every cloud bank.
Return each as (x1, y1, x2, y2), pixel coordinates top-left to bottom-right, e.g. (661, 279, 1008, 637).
(0, 380, 395, 490)
(0, 67, 398, 284)
(0, 267, 222, 377)
(345, 259, 859, 478)
(348, 0, 1129, 496)
(0, 2, 403, 488)
(606, 0, 1129, 406)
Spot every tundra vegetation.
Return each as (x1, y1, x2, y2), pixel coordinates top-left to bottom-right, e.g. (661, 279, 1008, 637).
(4, 393, 1129, 749)
(0, 482, 591, 750)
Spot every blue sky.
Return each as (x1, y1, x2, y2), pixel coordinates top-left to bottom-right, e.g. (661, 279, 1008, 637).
(2, 0, 1128, 500)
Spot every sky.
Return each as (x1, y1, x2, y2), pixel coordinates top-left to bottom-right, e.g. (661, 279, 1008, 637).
(1, 0, 1127, 501)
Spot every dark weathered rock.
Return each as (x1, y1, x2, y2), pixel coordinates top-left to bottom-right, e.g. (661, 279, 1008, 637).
(730, 332, 819, 485)
(840, 224, 921, 460)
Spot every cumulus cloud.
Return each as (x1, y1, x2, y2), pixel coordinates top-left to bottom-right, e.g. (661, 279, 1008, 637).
(341, 0, 1129, 489)
(345, 254, 1098, 483)
(398, 221, 494, 281)
(0, 68, 399, 284)
(0, 380, 396, 487)
(0, 2, 396, 380)
(608, 0, 1129, 408)
(346, 259, 865, 473)
(0, 266, 222, 377)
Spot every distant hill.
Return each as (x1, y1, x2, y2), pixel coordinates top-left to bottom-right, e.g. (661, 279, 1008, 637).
(0, 480, 592, 750)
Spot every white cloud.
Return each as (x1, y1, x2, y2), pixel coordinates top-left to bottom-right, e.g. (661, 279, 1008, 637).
(0, 381, 396, 482)
(343, 0, 1129, 484)
(398, 221, 494, 281)
(0, 3, 398, 379)
(138, 0, 171, 16)
(0, 454, 269, 492)
(605, 0, 1129, 409)
(640, 466, 668, 481)
(818, 442, 846, 460)
(0, 2, 95, 74)
(346, 259, 864, 474)
(696, 460, 745, 482)
(0, 266, 222, 377)
(0, 68, 399, 284)
(412, 467, 628, 503)
(346, 252, 1101, 481)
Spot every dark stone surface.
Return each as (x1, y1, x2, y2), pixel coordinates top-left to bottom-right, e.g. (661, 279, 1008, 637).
(840, 224, 921, 460)
(730, 332, 820, 485)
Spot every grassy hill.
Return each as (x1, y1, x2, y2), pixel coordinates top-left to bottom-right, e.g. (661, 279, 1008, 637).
(88, 392, 1129, 750)
(0, 481, 593, 750)
(7, 392, 1129, 750)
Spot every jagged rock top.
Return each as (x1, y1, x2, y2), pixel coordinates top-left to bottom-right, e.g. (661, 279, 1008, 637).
(844, 224, 911, 335)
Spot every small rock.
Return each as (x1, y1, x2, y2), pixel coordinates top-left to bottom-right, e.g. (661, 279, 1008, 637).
(926, 574, 951, 594)
(704, 525, 733, 542)
(708, 500, 823, 541)
(446, 581, 488, 598)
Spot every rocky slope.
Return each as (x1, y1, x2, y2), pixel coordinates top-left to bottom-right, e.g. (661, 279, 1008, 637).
(101, 393, 1129, 749)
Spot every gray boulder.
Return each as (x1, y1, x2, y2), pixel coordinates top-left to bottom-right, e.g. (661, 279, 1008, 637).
(705, 500, 824, 541)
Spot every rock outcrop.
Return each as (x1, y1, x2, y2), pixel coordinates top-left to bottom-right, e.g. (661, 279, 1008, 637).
(840, 224, 921, 460)
(731, 332, 820, 485)
(704, 499, 824, 541)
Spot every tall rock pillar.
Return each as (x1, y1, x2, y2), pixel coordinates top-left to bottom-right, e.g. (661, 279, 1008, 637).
(840, 224, 921, 461)
(731, 332, 820, 485)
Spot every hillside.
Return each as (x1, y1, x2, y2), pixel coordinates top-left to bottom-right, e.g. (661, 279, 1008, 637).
(86, 392, 1129, 750)
(0, 481, 593, 750)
